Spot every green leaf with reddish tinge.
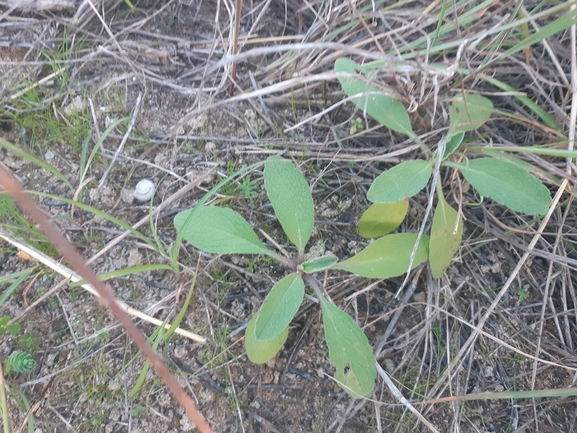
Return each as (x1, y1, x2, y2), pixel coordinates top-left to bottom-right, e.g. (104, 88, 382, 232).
(358, 200, 409, 238)
(264, 156, 314, 254)
(245, 314, 289, 364)
(429, 195, 462, 278)
(321, 298, 376, 398)
(458, 158, 552, 215)
(174, 206, 273, 256)
(448, 94, 493, 135)
(334, 233, 429, 278)
(253, 273, 304, 341)
(367, 160, 432, 203)
(335, 58, 415, 137)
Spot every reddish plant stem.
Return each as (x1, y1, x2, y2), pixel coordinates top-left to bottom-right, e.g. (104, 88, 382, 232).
(0, 165, 213, 433)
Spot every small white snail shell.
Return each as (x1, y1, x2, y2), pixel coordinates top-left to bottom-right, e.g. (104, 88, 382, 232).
(133, 179, 155, 201)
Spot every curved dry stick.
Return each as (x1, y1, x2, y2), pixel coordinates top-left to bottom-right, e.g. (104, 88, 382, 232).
(0, 166, 213, 433)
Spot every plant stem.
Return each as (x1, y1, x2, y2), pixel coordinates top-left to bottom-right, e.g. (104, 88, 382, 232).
(302, 274, 329, 301)
(0, 362, 10, 433)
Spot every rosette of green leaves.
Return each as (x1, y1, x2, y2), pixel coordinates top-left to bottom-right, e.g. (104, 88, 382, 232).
(174, 156, 439, 398)
(336, 58, 553, 277)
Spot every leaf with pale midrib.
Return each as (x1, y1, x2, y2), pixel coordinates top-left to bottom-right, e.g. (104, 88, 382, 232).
(264, 156, 314, 254)
(174, 207, 273, 255)
(459, 158, 552, 215)
(321, 298, 376, 398)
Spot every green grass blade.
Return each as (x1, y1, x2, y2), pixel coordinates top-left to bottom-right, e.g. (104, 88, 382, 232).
(0, 267, 37, 306)
(500, 9, 577, 60)
(68, 264, 174, 287)
(27, 192, 158, 250)
(479, 75, 561, 131)
(0, 137, 72, 190)
(426, 387, 577, 404)
(80, 117, 129, 183)
(129, 323, 165, 398)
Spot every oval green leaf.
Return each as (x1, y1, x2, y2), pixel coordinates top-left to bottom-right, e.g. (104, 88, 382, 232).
(335, 58, 415, 137)
(298, 254, 339, 274)
(174, 206, 272, 255)
(367, 160, 432, 203)
(245, 314, 289, 364)
(459, 158, 552, 215)
(443, 131, 465, 159)
(264, 156, 314, 254)
(6, 323, 21, 335)
(253, 273, 304, 341)
(429, 195, 463, 278)
(320, 298, 376, 398)
(358, 200, 409, 238)
(334, 233, 429, 278)
(448, 94, 493, 135)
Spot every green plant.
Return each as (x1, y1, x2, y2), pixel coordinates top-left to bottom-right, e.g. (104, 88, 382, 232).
(517, 285, 530, 302)
(0, 316, 20, 337)
(3, 352, 36, 375)
(236, 176, 259, 204)
(175, 156, 432, 397)
(335, 57, 555, 277)
(0, 316, 37, 376)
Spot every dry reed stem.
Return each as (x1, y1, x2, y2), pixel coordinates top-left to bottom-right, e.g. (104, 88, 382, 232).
(0, 227, 206, 343)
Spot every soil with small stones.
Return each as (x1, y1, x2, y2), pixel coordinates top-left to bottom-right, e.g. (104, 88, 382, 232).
(1, 1, 577, 433)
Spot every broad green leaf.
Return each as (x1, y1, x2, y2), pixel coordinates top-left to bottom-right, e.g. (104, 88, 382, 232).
(245, 314, 289, 364)
(253, 273, 304, 341)
(458, 158, 552, 215)
(335, 58, 415, 137)
(429, 195, 462, 278)
(358, 200, 408, 238)
(334, 233, 429, 278)
(443, 131, 465, 159)
(448, 94, 493, 135)
(367, 160, 432, 203)
(298, 255, 339, 274)
(320, 298, 376, 398)
(264, 156, 314, 253)
(0, 316, 9, 326)
(6, 323, 21, 335)
(174, 207, 272, 255)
